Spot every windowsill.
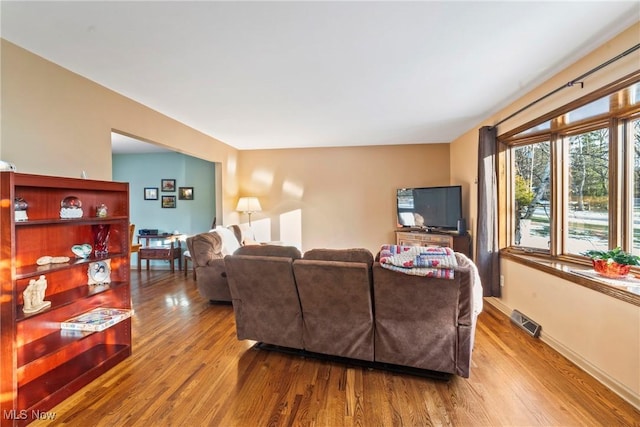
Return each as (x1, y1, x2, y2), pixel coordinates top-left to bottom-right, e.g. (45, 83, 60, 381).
(501, 249, 640, 307)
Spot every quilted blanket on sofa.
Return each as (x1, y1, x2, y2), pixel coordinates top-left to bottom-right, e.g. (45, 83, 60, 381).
(379, 245, 457, 278)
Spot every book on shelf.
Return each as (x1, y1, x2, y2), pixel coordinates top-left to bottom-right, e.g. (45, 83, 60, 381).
(60, 307, 133, 332)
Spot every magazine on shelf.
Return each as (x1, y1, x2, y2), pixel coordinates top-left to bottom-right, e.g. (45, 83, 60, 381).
(60, 307, 133, 332)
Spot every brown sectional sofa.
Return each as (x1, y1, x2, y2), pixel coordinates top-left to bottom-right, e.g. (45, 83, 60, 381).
(224, 245, 481, 378)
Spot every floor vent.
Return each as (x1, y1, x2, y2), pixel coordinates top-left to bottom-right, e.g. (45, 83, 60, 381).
(510, 309, 541, 338)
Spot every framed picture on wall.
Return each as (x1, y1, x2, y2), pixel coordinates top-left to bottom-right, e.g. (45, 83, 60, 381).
(161, 179, 176, 192)
(161, 195, 176, 208)
(144, 187, 158, 200)
(178, 187, 194, 200)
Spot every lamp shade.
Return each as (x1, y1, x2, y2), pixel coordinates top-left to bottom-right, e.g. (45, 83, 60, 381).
(236, 197, 262, 213)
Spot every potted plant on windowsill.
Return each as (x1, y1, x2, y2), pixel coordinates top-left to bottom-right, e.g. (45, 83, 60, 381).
(582, 247, 640, 278)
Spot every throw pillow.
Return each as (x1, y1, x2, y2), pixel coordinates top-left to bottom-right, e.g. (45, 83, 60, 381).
(213, 226, 241, 255)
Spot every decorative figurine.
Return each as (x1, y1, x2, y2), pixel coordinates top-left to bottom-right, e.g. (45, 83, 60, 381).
(23, 275, 52, 313)
(36, 256, 71, 265)
(60, 196, 83, 219)
(14, 197, 28, 222)
(0, 160, 16, 171)
(96, 203, 108, 218)
(71, 244, 92, 259)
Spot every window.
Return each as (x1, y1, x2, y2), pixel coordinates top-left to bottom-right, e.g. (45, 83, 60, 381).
(513, 141, 551, 250)
(566, 128, 609, 254)
(503, 77, 640, 262)
(631, 83, 640, 105)
(632, 117, 640, 255)
(514, 121, 551, 137)
(566, 97, 609, 123)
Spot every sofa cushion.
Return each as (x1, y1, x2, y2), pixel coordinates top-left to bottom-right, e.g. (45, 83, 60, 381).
(187, 232, 223, 267)
(302, 248, 374, 268)
(234, 244, 302, 259)
(293, 257, 374, 361)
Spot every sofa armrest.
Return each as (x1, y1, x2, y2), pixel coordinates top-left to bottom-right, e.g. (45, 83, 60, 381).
(456, 266, 473, 327)
(194, 258, 231, 302)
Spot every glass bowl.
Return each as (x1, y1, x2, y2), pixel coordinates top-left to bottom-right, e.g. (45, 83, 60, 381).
(592, 259, 631, 278)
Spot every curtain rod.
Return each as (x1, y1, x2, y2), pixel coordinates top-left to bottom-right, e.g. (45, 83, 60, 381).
(491, 43, 640, 130)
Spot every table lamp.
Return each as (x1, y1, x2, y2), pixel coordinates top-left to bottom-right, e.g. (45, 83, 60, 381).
(236, 197, 262, 226)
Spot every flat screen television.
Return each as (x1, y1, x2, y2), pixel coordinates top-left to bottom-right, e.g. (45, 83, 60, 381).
(396, 185, 462, 230)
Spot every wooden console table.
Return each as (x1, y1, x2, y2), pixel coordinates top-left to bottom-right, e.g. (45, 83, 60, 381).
(137, 233, 183, 272)
(395, 230, 472, 259)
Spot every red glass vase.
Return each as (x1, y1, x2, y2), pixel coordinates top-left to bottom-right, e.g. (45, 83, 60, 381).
(91, 224, 110, 257)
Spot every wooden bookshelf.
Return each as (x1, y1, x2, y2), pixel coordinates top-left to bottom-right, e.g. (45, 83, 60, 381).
(0, 172, 131, 426)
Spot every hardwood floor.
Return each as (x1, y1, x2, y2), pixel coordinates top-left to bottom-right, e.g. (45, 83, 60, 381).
(33, 270, 639, 426)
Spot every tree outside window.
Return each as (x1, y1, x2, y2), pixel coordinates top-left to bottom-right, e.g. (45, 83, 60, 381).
(566, 129, 609, 254)
(513, 142, 551, 249)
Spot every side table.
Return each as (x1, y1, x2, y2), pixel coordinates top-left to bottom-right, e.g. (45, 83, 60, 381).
(137, 233, 183, 272)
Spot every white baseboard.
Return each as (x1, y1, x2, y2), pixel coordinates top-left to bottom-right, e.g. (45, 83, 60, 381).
(484, 298, 640, 411)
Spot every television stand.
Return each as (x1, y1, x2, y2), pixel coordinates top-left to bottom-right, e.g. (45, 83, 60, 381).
(395, 229, 472, 259)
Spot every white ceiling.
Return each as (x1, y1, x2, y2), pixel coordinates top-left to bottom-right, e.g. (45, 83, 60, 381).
(2, 1, 639, 152)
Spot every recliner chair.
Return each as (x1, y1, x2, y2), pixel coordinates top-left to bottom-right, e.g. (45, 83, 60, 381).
(185, 231, 232, 302)
(224, 245, 304, 348)
(184, 225, 254, 302)
(293, 248, 375, 361)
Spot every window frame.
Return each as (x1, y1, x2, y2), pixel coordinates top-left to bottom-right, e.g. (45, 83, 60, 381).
(498, 71, 640, 305)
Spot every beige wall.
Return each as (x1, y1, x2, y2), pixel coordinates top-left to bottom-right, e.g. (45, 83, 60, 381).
(495, 262, 640, 405)
(450, 22, 640, 407)
(236, 144, 451, 254)
(0, 40, 240, 213)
